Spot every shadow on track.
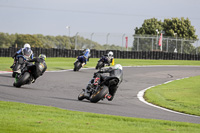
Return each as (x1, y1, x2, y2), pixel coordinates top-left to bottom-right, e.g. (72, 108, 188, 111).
(0, 74, 13, 78)
(0, 84, 13, 88)
(49, 96, 117, 105)
(0, 84, 40, 90)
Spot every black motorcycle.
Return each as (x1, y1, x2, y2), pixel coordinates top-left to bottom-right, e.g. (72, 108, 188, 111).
(12, 55, 27, 78)
(13, 63, 35, 88)
(78, 69, 123, 103)
(96, 56, 113, 70)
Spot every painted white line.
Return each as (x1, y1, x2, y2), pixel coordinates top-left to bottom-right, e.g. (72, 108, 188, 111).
(137, 78, 200, 118)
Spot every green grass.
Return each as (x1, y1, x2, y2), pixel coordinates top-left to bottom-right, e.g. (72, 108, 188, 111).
(1, 57, 200, 132)
(144, 76, 200, 116)
(0, 101, 200, 133)
(1, 57, 200, 71)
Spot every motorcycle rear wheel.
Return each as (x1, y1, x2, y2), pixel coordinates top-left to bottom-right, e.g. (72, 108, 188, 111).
(90, 85, 109, 103)
(96, 61, 104, 70)
(74, 62, 81, 71)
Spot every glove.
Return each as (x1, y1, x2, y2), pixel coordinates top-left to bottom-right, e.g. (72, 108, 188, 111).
(94, 72, 102, 78)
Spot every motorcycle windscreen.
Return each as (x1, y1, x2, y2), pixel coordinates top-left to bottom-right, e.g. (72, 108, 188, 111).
(18, 57, 24, 64)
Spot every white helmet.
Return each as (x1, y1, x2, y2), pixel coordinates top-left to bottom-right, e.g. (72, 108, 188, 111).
(114, 64, 122, 70)
(86, 48, 90, 52)
(108, 51, 113, 57)
(24, 43, 31, 48)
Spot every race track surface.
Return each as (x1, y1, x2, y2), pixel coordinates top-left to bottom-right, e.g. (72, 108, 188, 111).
(0, 66, 200, 124)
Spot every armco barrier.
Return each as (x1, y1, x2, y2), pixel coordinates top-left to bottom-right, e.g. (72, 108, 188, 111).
(0, 47, 199, 60)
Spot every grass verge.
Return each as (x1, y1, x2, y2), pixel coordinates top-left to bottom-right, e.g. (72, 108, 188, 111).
(1, 57, 200, 71)
(144, 76, 200, 116)
(0, 101, 200, 133)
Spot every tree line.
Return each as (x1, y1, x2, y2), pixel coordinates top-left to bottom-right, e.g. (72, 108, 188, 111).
(0, 32, 124, 50)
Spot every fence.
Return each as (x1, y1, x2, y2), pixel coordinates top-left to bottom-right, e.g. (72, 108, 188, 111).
(0, 47, 199, 60)
(133, 35, 199, 54)
(74, 33, 199, 55)
(75, 32, 134, 51)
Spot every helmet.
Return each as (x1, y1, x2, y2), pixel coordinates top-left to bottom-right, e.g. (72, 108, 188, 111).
(86, 48, 90, 52)
(39, 54, 46, 61)
(114, 64, 122, 70)
(24, 43, 31, 48)
(22, 47, 32, 59)
(108, 51, 113, 57)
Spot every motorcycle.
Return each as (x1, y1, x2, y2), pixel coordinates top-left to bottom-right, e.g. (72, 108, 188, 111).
(74, 49, 90, 71)
(13, 63, 35, 88)
(12, 55, 27, 78)
(95, 56, 114, 70)
(73, 56, 86, 71)
(78, 69, 123, 103)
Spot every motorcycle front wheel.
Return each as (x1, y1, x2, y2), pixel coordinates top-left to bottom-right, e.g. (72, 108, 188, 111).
(14, 72, 30, 88)
(78, 91, 85, 101)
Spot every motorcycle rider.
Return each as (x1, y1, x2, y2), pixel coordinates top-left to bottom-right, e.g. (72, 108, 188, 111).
(26, 54, 47, 83)
(101, 51, 114, 66)
(76, 48, 90, 67)
(10, 43, 34, 68)
(85, 64, 123, 101)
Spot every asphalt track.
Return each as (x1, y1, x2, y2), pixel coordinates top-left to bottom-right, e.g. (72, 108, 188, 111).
(0, 66, 200, 124)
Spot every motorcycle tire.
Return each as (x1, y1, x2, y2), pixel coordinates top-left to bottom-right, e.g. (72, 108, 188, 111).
(90, 85, 109, 103)
(73, 63, 77, 71)
(12, 63, 21, 78)
(96, 61, 104, 70)
(74, 62, 81, 71)
(14, 72, 30, 88)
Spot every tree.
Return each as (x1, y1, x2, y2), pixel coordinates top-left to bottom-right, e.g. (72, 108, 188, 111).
(0, 32, 16, 48)
(133, 17, 198, 52)
(135, 18, 163, 35)
(163, 17, 197, 39)
(15, 34, 43, 48)
(133, 18, 162, 51)
(162, 17, 198, 53)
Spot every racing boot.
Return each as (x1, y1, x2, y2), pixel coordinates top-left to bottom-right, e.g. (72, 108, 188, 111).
(105, 93, 113, 101)
(82, 63, 85, 67)
(31, 78, 35, 83)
